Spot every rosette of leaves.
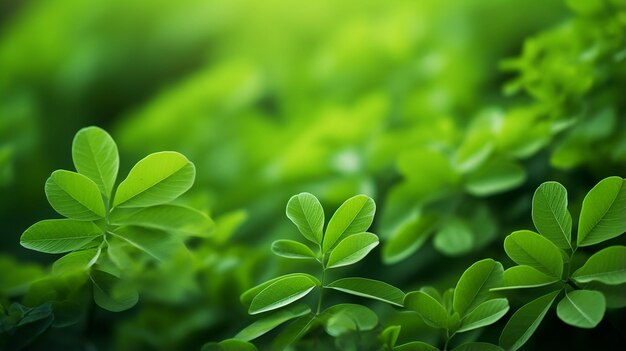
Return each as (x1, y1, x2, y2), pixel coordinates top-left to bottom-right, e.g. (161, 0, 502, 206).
(394, 258, 507, 351)
(493, 177, 626, 350)
(206, 193, 405, 350)
(19, 126, 213, 313)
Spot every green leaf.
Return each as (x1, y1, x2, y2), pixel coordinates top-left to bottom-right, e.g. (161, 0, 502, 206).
(452, 342, 504, 351)
(394, 341, 440, 351)
(109, 204, 214, 237)
(578, 176, 626, 246)
(532, 181, 572, 250)
(504, 230, 563, 278)
(235, 304, 310, 341)
(72, 126, 119, 198)
(21, 219, 103, 254)
(453, 259, 503, 316)
(249, 275, 318, 314)
(382, 214, 438, 264)
(271, 240, 316, 260)
(286, 192, 324, 244)
(323, 194, 375, 252)
(113, 151, 195, 208)
(322, 304, 378, 336)
(465, 158, 526, 196)
(457, 298, 509, 333)
(454, 131, 494, 173)
(90, 269, 138, 312)
(580, 281, 626, 308)
(499, 290, 559, 351)
(202, 339, 258, 351)
(271, 314, 317, 351)
(108, 226, 184, 262)
(491, 266, 560, 291)
(326, 277, 404, 306)
(556, 290, 605, 328)
(52, 248, 100, 275)
(404, 291, 449, 329)
(572, 246, 626, 285)
(380, 325, 401, 348)
(326, 232, 379, 268)
(433, 219, 474, 256)
(240, 273, 321, 307)
(45, 170, 106, 220)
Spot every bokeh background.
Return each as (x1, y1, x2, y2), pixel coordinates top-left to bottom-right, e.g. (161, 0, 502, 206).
(1, 0, 625, 350)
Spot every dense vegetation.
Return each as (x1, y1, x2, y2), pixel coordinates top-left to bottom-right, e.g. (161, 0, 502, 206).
(1, 0, 625, 350)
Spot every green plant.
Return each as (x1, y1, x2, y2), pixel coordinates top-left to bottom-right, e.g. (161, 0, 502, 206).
(392, 258, 508, 351)
(494, 177, 626, 350)
(203, 193, 405, 350)
(19, 126, 213, 312)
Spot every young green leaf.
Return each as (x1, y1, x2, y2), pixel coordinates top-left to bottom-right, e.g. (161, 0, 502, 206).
(433, 219, 474, 256)
(326, 277, 404, 306)
(113, 151, 195, 208)
(465, 158, 526, 196)
(420, 286, 443, 303)
(380, 325, 401, 348)
(577, 176, 626, 247)
(21, 219, 102, 254)
(457, 298, 509, 333)
(45, 170, 106, 220)
(323, 195, 375, 252)
(453, 259, 503, 316)
(504, 230, 563, 278)
(52, 248, 100, 275)
(572, 246, 626, 285)
(202, 339, 258, 351)
(532, 181, 572, 250)
(240, 273, 321, 307)
(499, 290, 559, 351)
(382, 214, 438, 264)
(90, 269, 138, 312)
(556, 290, 605, 328)
(286, 192, 324, 244)
(452, 342, 504, 351)
(108, 226, 184, 262)
(72, 126, 119, 198)
(322, 304, 378, 336)
(404, 291, 449, 329)
(491, 265, 560, 291)
(326, 232, 379, 268)
(249, 275, 318, 314)
(235, 304, 310, 341)
(271, 240, 316, 260)
(109, 204, 214, 237)
(271, 314, 317, 351)
(394, 341, 440, 351)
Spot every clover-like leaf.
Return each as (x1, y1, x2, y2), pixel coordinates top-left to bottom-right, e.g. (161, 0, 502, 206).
(532, 181, 572, 250)
(572, 246, 626, 285)
(109, 204, 214, 237)
(499, 290, 559, 351)
(491, 265, 559, 291)
(323, 195, 375, 252)
(504, 230, 563, 278)
(113, 151, 195, 208)
(326, 232, 379, 268)
(235, 304, 311, 341)
(453, 259, 503, 316)
(286, 192, 324, 244)
(457, 298, 509, 333)
(21, 219, 102, 254)
(326, 277, 404, 306)
(45, 170, 106, 220)
(556, 290, 605, 328)
(271, 240, 316, 260)
(578, 176, 626, 247)
(240, 273, 321, 307)
(249, 275, 318, 314)
(72, 126, 119, 198)
(404, 291, 449, 329)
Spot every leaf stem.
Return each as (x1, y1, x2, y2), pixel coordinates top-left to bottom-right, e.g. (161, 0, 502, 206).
(316, 263, 326, 315)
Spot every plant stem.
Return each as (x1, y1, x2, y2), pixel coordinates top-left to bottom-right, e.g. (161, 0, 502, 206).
(443, 329, 450, 351)
(316, 264, 326, 315)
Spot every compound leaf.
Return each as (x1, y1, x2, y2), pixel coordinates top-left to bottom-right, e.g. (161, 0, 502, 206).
(72, 126, 119, 198)
(578, 176, 626, 247)
(271, 240, 316, 260)
(21, 219, 102, 254)
(286, 193, 324, 244)
(45, 170, 105, 220)
(532, 181, 572, 250)
(240, 273, 320, 307)
(556, 290, 605, 328)
(323, 195, 375, 252)
(109, 204, 214, 237)
(504, 230, 563, 278)
(457, 298, 509, 333)
(572, 246, 626, 285)
(453, 259, 503, 316)
(492, 265, 559, 291)
(249, 275, 317, 314)
(404, 291, 449, 329)
(326, 232, 379, 268)
(327, 277, 404, 306)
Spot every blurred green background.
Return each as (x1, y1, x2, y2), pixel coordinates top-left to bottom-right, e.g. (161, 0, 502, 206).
(1, 0, 625, 350)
